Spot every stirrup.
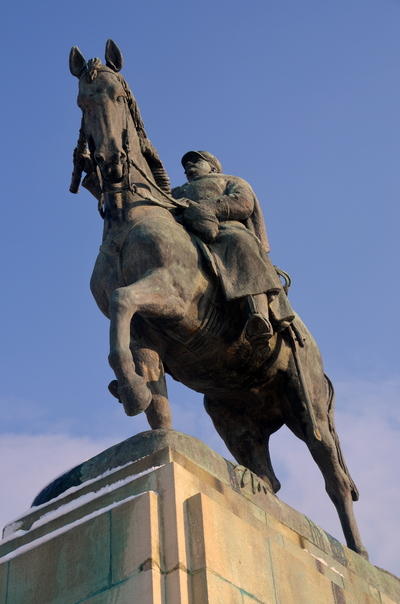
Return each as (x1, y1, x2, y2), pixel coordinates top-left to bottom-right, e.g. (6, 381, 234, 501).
(274, 315, 295, 332)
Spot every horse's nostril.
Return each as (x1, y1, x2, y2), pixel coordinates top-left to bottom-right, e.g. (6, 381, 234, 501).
(110, 152, 125, 165)
(95, 154, 105, 165)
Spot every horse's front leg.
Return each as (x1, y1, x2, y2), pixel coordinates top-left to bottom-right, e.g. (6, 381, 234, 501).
(108, 343, 172, 428)
(108, 271, 187, 416)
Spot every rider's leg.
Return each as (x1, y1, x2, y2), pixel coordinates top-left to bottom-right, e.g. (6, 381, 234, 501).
(244, 293, 273, 342)
(244, 290, 296, 343)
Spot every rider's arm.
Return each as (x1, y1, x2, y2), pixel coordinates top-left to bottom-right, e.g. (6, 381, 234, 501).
(177, 177, 256, 243)
(204, 178, 255, 222)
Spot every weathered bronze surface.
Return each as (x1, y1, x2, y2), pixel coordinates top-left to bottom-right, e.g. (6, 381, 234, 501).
(69, 40, 368, 558)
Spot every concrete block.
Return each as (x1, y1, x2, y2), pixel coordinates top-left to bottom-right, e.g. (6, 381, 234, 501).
(83, 571, 162, 604)
(241, 595, 275, 604)
(164, 568, 191, 604)
(269, 539, 335, 604)
(111, 490, 160, 584)
(6, 512, 110, 604)
(155, 461, 193, 604)
(380, 593, 399, 604)
(284, 539, 345, 589)
(267, 513, 303, 550)
(1, 433, 399, 604)
(186, 492, 276, 603)
(367, 584, 380, 601)
(155, 463, 185, 573)
(331, 581, 381, 603)
(191, 569, 245, 604)
(0, 561, 8, 604)
(342, 570, 383, 603)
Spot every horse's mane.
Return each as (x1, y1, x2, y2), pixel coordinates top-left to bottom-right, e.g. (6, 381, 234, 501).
(76, 58, 171, 195)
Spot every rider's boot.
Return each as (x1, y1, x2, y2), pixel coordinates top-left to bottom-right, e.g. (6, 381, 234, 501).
(268, 289, 296, 332)
(244, 294, 273, 344)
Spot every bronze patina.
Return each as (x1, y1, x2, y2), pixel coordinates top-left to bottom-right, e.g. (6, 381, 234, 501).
(69, 39, 368, 558)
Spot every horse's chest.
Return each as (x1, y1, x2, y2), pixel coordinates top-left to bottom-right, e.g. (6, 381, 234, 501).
(91, 226, 133, 298)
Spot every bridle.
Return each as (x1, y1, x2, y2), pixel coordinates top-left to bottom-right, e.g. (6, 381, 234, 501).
(79, 66, 187, 217)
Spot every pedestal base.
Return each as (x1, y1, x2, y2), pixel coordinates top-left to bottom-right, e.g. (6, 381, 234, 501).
(1, 430, 399, 603)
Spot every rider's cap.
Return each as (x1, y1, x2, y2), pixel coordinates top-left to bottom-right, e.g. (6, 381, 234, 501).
(181, 150, 222, 174)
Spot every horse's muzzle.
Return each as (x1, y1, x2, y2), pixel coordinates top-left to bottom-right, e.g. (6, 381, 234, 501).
(97, 153, 127, 182)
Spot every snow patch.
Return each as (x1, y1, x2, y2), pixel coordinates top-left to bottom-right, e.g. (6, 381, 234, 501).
(2, 464, 163, 542)
(0, 491, 158, 563)
(302, 548, 345, 577)
(29, 465, 164, 532)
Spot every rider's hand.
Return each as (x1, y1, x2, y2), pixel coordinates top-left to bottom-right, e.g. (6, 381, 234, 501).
(183, 202, 219, 243)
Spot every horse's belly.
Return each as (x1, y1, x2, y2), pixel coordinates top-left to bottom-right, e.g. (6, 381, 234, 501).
(162, 333, 288, 398)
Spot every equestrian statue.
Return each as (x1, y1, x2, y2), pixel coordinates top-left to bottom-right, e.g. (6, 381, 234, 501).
(69, 39, 368, 559)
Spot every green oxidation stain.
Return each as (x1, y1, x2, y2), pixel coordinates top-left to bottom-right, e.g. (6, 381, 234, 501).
(225, 460, 241, 493)
(5, 561, 10, 604)
(324, 532, 348, 567)
(304, 516, 326, 552)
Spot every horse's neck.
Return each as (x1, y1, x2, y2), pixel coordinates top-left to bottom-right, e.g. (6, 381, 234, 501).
(101, 118, 172, 234)
(126, 118, 154, 180)
(101, 188, 173, 240)
(103, 188, 136, 214)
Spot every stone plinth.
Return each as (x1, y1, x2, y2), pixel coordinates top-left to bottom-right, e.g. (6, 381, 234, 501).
(0, 430, 399, 603)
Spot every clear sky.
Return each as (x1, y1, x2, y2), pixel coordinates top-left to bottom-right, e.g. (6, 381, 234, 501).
(1, 0, 399, 576)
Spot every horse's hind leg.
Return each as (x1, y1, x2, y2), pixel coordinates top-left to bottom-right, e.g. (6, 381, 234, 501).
(307, 425, 368, 559)
(281, 334, 368, 558)
(135, 348, 172, 429)
(204, 394, 283, 493)
(284, 390, 368, 558)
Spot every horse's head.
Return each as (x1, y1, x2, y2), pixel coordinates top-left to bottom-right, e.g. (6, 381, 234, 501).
(70, 40, 134, 184)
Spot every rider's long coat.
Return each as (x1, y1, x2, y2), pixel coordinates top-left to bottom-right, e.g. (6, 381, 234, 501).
(172, 173, 293, 321)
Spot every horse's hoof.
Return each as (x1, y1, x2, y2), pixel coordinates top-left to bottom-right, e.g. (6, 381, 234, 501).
(108, 380, 122, 402)
(118, 378, 152, 416)
(357, 546, 369, 561)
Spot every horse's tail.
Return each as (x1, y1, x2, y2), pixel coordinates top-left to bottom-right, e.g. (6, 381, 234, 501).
(325, 374, 359, 501)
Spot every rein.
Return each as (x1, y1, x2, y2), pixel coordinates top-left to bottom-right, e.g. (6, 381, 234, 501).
(119, 97, 188, 211)
(75, 65, 188, 218)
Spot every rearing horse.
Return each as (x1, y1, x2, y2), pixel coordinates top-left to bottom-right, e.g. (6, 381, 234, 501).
(69, 40, 368, 558)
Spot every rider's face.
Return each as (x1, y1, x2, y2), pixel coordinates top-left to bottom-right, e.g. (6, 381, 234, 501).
(184, 156, 213, 181)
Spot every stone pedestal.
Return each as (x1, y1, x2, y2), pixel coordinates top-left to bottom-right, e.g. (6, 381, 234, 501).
(0, 430, 399, 603)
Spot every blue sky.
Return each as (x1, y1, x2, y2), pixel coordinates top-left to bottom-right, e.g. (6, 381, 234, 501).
(1, 0, 399, 576)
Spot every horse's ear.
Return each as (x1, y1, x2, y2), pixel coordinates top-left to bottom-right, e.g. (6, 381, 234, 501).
(105, 39, 123, 72)
(69, 46, 86, 78)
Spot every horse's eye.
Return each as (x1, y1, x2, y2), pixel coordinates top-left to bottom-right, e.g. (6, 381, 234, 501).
(116, 96, 125, 104)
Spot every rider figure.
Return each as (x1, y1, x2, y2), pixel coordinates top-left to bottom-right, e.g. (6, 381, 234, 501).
(171, 150, 295, 343)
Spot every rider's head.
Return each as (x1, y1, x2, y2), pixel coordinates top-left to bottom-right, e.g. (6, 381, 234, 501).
(181, 151, 222, 182)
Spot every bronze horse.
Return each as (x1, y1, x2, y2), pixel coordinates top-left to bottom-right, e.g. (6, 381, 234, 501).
(69, 40, 368, 558)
